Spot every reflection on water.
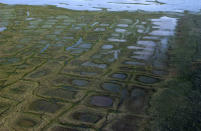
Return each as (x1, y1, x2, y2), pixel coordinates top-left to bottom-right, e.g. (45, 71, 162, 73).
(0, 0, 201, 12)
(0, 27, 6, 32)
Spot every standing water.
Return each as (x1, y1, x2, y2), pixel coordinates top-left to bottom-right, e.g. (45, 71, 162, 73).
(0, 0, 201, 130)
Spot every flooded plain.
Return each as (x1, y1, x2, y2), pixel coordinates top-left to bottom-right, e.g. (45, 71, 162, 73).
(0, 0, 201, 131)
(1, 0, 201, 12)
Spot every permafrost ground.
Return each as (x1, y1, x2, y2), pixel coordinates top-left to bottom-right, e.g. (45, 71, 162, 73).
(0, 3, 181, 131)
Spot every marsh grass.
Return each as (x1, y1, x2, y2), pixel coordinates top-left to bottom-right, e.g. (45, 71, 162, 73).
(149, 14, 201, 131)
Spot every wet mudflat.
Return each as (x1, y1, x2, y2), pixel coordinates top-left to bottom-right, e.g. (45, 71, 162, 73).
(0, 2, 187, 131)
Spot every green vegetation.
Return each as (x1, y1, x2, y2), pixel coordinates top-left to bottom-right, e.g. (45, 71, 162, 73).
(149, 13, 201, 131)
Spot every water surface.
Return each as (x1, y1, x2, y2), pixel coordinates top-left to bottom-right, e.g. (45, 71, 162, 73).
(0, 0, 201, 12)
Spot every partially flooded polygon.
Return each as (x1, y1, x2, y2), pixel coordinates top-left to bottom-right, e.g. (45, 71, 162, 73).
(28, 99, 63, 113)
(90, 96, 114, 107)
(59, 105, 105, 128)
